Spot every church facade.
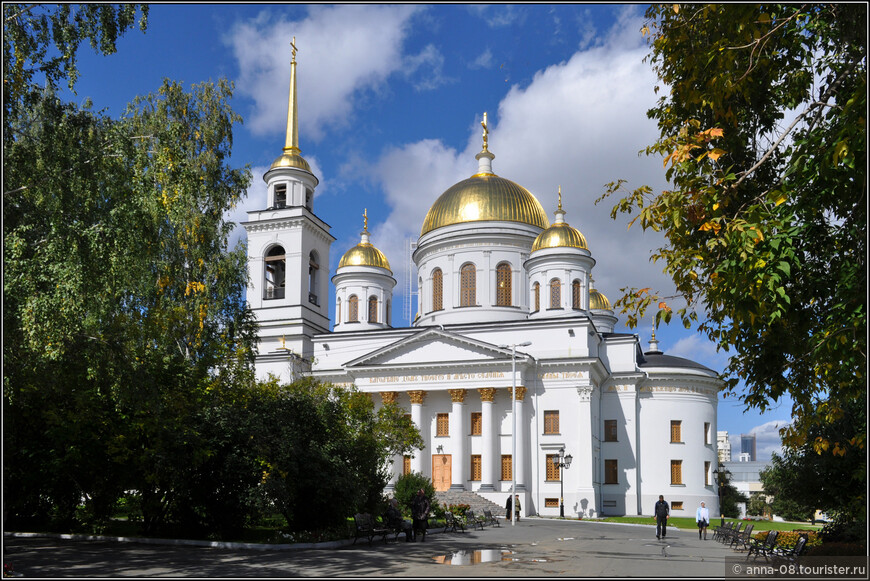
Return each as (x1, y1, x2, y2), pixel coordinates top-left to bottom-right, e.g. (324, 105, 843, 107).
(242, 47, 721, 518)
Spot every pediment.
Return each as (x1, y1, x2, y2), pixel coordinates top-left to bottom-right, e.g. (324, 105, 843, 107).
(345, 328, 513, 369)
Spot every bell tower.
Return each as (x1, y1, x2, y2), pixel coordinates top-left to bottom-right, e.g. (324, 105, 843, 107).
(242, 38, 335, 380)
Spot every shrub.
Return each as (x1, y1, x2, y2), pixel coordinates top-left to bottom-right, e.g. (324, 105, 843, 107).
(393, 472, 438, 515)
(448, 503, 471, 517)
(806, 542, 866, 556)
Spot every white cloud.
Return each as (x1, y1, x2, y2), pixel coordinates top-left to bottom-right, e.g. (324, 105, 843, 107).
(225, 4, 422, 141)
(368, 6, 676, 312)
(469, 47, 494, 70)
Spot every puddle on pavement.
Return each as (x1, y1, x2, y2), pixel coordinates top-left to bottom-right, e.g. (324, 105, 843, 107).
(432, 549, 514, 565)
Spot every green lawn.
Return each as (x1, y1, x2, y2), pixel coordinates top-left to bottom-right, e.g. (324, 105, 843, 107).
(595, 516, 822, 533)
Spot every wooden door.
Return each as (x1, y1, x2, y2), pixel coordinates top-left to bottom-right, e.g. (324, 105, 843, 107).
(432, 454, 452, 491)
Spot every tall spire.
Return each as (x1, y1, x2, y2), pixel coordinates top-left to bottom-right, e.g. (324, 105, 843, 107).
(270, 36, 311, 172)
(284, 36, 300, 155)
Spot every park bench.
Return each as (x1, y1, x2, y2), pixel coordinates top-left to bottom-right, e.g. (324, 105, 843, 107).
(443, 511, 466, 533)
(382, 510, 413, 542)
(353, 513, 390, 545)
(483, 509, 501, 527)
(464, 509, 485, 530)
(720, 521, 743, 544)
(746, 529, 779, 561)
(712, 521, 733, 542)
(730, 523, 755, 551)
(772, 534, 809, 565)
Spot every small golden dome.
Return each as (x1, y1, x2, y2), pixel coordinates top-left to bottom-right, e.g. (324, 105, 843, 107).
(338, 242, 391, 272)
(531, 222, 588, 252)
(589, 288, 612, 311)
(270, 150, 311, 172)
(421, 174, 549, 236)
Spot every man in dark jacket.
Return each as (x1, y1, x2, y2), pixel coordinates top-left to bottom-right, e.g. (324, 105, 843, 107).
(411, 488, 430, 542)
(505, 495, 512, 520)
(654, 495, 670, 539)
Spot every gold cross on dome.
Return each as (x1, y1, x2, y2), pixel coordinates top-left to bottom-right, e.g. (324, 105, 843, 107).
(363, 208, 368, 232)
(481, 112, 489, 151)
(290, 36, 297, 62)
(558, 185, 563, 211)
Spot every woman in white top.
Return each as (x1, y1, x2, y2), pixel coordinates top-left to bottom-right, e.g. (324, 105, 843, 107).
(695, 501, 710, 540)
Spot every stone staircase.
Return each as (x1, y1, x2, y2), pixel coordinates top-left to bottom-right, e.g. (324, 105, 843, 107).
(435, 490, 505, 516)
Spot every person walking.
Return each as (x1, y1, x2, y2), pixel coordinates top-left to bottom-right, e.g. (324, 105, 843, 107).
(505, 495, 512, 521)
(654, 495, 670, 540)
(696, 501, 710, 540)
(514, 495, 522, 522)
(411, 488, 430, 542)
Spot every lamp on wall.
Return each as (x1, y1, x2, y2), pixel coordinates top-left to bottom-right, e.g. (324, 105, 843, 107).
(436, 444, 444, 454)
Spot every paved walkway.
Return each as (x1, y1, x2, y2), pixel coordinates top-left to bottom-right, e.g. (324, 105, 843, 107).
(4, 518, 747, 577)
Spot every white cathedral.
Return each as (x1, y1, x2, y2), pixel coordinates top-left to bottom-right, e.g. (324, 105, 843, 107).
(242, 46, 721, 519)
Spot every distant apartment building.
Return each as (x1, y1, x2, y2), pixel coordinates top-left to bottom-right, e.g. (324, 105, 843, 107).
(717, 431, 732, 462)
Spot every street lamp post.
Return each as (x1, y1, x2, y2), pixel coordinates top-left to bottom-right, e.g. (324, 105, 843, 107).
(553, 447, 573, 518)
(713, 464, 725, 527)
(500, 341, 531, 527)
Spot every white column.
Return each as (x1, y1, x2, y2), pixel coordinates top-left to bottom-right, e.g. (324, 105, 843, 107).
(478, 388, 496, 491)
(575, 386, 598, 517)
(515, 385, 527, 492)
(408, 390, 426, 475)
(449, 389, 466, 490)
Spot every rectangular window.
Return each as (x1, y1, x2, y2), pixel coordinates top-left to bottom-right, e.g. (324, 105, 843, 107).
(470, 412, 482, 436)
(436, 413, 449, 437)
(543, 410, 560, 434)
(604, 459, 619, 484)
(545, 498, 559, 508)
(403, 455, 411, 476)
(704, 422, 711, 445)
(470, 455, 481, 481)
(705, 461, 711, 486)
(604, 419, 618, 442)
(672, 501, 684, 511)
(671, 460, 683, 485)
(671, 420, 682, 443)
(546, 454, 560, 481)
(500, 455, 512, 481)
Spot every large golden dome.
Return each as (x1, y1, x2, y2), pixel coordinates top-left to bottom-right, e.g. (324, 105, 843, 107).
(421, 174, 549, 236)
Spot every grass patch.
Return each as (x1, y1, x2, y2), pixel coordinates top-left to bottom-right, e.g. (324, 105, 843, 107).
(596, 516, 823, 533)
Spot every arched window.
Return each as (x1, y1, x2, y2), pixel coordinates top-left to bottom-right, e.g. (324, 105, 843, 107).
(264, 245, 286, 300)
(432, 268, 443, 311)
(496, 263, 512, 306)
(460, 263, 476, 307)
(348, 295, 359, 322)
(368, 296, 378, 323)
(572, 279, 581, 309)
(549, 278, 561, 309)
(274, 184, 287, 208)
(308, 251, 319, 305)
(533, 282, 540, 312)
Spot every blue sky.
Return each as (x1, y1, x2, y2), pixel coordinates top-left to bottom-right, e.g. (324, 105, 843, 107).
(63, 3, 794, 459)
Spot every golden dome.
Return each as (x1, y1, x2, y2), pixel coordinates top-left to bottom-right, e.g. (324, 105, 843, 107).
(338, 241, 391, 271)
(589, 288, 612, 311)
(531, 222, 588, 252)
(421, 174, 549, 236)
(270, 149, 311, 172)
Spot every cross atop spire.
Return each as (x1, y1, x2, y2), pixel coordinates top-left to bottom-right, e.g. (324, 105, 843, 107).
(290, 36, 297, 63)
(481, 112, 489, 152)
(363, 208, 369, 233)
(283, 36, 301, 155)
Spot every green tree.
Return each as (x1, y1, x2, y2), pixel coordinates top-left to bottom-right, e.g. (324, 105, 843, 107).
(3, 4, 257, 532)
(760, 399, 865, 523)
(252, 378, 423, 533)
(601, 4, 865, 457)
(715, 467, 749, 519)
(393, 472, 438, 517)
